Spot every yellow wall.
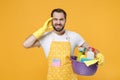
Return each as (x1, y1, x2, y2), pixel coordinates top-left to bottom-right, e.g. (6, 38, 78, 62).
(0, 0, 120, 80)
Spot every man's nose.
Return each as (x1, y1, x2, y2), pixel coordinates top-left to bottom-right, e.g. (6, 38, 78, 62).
(57, 20, 61, 24)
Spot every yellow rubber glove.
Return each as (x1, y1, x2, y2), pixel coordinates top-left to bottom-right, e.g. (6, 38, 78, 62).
(33, 17, 53, 39)
(96, 53, 104, 65)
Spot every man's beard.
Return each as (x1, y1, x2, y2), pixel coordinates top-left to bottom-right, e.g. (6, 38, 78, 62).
(52, 24, 65, 32)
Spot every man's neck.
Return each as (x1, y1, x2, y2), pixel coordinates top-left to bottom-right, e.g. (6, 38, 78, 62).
(53, 30, 65, 35)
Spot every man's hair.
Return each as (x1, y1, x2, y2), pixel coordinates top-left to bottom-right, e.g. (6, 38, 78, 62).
(51, 8, 67, 19)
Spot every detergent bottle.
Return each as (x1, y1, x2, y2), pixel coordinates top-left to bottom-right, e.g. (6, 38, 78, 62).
(77, 47, 86, 61)
(86, 47, 95, 60)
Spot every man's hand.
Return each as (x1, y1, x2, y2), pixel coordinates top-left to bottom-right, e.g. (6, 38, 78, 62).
(33, 17, 53, 39)
(42, 17, 53, 30)
(96, 53, 104, 65)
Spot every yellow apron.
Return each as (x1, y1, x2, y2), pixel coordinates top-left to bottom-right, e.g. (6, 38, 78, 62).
(47, 40, 78, 80)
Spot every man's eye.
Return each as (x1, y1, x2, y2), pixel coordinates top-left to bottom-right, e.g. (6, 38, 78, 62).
(60, 19, 64, 21)
(53, 18, 57, 21)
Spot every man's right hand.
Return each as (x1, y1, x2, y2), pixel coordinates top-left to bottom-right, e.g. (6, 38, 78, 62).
(33, 17, 53, 39)
(42, 17, 53, 30)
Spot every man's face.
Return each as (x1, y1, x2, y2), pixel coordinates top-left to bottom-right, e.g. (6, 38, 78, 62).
(52, 12, 66, 32)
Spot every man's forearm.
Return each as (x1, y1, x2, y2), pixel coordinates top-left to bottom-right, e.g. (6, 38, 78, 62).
(23, 35, 37, 48)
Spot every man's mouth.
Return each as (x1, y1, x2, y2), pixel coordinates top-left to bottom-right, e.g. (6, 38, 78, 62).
(55, 24, 62, 26)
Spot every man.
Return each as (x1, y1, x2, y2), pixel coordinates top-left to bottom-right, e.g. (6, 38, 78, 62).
(23, 8, 103, 80)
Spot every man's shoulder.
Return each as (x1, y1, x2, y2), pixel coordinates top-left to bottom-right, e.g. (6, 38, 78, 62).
(66, 30, 84, 39)
(43, 30, 53, 36)
(66, 30, 79, 35)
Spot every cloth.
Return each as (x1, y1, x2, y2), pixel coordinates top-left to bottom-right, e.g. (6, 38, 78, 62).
(47, 41, 78, 80)
(84, 53, 104, 66)
(39, 30, 85, 57)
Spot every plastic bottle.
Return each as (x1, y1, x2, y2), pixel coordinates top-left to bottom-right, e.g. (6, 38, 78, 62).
(77, 47, 84, 61)
(86, 47, 94, 59)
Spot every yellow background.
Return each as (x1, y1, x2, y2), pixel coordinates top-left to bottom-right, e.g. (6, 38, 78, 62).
(0, 0, 120, 80)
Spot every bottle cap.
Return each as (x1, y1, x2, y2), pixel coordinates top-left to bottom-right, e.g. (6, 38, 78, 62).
(92, 47, 95, 52)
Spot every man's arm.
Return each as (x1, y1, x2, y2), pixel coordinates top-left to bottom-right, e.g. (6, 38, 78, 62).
(23, 35, 40, 48)
(23, 18, 53, 48)
(80, 42, 90, 49)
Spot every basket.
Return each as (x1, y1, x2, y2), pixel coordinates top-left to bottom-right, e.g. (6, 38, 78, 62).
(71, 56, 98, 76)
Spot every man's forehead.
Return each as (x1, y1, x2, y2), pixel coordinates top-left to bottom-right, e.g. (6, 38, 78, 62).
(53, 17, 65, 20)
(53, 12, 65, 18)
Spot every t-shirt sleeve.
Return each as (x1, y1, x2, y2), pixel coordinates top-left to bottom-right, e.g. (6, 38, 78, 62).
(74, 32, 85, 47)
(39, 32, 49, 46)
(38, 32, 51, 57)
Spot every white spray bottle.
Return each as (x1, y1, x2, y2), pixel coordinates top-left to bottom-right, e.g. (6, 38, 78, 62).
(86, 47, 95, 60)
